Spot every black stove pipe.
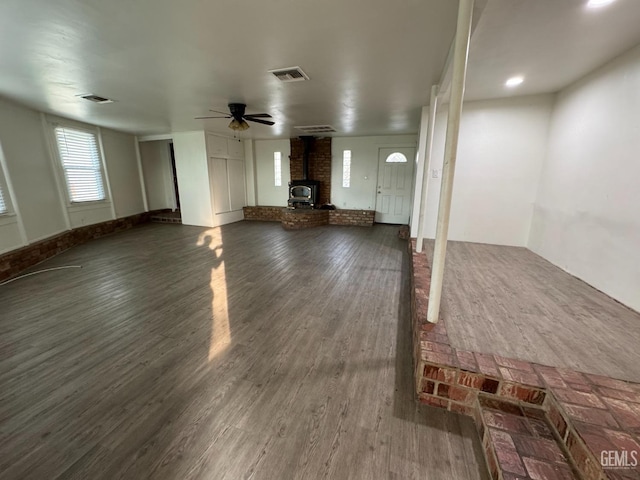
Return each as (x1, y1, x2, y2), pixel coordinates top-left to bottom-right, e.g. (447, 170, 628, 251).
(300, 136, 315, 180)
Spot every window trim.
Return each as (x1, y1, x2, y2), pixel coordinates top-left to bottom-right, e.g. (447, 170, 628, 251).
(0, 156, 13, 216)
(50, 122, 109, 206)
(0, 183, 8, 216)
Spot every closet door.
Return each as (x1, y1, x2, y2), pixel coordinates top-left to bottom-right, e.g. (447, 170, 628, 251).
(210, 157, 231, 214)
(227, 159, 246, 211)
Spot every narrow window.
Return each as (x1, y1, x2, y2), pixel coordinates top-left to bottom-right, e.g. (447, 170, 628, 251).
(0, 185, 7, 214)
(342, 150, 351, 188)
(274, 151, 282, 187)
(54, 126, 106, 202)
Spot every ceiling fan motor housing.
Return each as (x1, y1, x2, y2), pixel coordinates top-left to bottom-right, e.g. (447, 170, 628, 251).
(228, 103, 246, 120)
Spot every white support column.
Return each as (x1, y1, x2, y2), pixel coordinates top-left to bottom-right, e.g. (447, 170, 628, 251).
(134, 136, 149, 212)
(426, 0, 474, 325)
(416, 84, 439, 253)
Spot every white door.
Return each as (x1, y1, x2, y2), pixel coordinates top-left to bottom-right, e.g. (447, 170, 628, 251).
(375, 147, 416, 224)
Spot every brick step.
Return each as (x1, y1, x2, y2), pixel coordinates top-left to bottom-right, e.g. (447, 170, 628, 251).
(150, 214, 182, 224)
(479, 404, 579, 480)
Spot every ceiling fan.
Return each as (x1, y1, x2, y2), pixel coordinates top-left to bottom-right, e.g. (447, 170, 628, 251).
(195, 103, 275, 131)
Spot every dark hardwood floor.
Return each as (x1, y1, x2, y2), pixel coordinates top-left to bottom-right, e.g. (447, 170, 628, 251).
(423, 240, 640, 383)
(0, 222, 488, 480)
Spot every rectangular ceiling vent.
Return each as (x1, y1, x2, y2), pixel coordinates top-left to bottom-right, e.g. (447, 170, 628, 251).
(77, 93, 114, 104)
(295, 125, 336, 134)
(269, 66, 309, 82)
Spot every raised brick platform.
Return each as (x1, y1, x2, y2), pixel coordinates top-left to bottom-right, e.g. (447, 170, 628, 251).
(242, 206, 283, 222)
(242, 206, 375, 228)
(328, 209, 375, 227)
(150, 210, 181, 224)
(409, 239, 640, 480)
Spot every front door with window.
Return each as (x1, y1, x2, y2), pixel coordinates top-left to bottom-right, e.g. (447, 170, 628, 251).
(375, 147, 416, 224)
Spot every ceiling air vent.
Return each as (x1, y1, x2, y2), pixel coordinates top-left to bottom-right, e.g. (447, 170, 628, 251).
(295, 125, 336, 134)
(77, 93, 114, 104)
(269, 66, 309, 82)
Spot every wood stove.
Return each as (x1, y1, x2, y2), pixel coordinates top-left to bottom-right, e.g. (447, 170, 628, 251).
(288, 136, 320, 209)
(288, 180, 320, 209)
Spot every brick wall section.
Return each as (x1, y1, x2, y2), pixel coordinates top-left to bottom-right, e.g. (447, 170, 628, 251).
(328, 209, 374, 227)
(289, 137, 332, 205)
(242, 206, 283, 222)
(243, 206, 375, 227)
(0, 211, 158, 282)
(408, 238, 640, 480)
(281, 209, 329, 230)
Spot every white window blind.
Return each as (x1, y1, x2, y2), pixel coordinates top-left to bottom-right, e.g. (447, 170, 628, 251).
(0, 185, 7, 214)
(54, 126, 105, 203)
(342, 150, 351, 188)
(274, 151, 282, 187)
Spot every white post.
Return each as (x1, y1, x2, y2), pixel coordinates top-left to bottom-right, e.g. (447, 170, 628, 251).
(416, 84, 439, 253)
(134, 136, 149, 212)
(426, 0, 474, 325)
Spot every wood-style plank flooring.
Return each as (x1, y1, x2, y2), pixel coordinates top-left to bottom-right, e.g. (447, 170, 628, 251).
(0, 223, 488, 480)
(424, 240, 640, 383)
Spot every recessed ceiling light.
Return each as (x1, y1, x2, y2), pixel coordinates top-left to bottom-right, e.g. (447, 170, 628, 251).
(505, 76, 524, 88)
(586, 0, 616, 9)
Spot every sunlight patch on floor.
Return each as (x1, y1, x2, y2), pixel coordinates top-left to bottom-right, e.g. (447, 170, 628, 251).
(197, 229, 231, 361)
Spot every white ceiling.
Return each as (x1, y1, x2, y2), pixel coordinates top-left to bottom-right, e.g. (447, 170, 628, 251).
(0, 0, 639, 139)
(465, 0, 640, 101)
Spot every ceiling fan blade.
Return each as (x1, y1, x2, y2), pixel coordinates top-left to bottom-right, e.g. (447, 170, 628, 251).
(245, 117, 275, 126)
(209, 109, 231, 115)
(194, 115, 231, 119)
(244, 113, 272, 118)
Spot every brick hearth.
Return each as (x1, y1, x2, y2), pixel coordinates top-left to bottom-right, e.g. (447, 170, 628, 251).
(243, 206, 375, 228)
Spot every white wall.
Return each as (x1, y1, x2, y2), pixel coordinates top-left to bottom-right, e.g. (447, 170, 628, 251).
(139, 140, 176, 211)
(529, 44, 640, 312)
(254, 139, 290, 206)
(0, 98, 67, 245)
(422, 95, 553, 246)
(0, 96, 146, 255)
(331, 135, 418, 210)
(101, 129, 146, 218)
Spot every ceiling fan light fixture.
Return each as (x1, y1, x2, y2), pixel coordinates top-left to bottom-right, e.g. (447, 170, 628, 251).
(229, 119, 249, 131)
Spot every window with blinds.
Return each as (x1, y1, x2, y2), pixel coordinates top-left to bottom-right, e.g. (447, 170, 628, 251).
(54, 126, 106, 203)
(0, 185, 7, 214)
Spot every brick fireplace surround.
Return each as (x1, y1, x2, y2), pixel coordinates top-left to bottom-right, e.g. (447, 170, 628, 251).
(240, 136, 376, 230)
(409, 240, 640, 480)
(289, 137, 332, 206)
